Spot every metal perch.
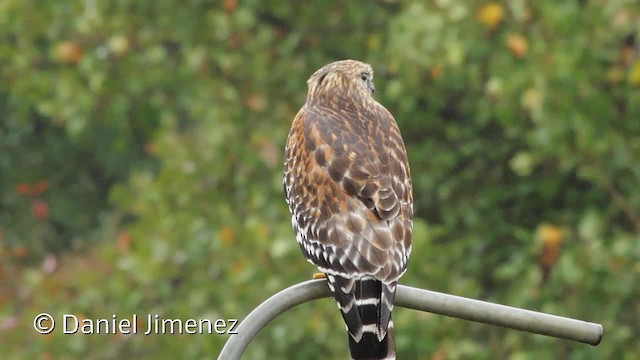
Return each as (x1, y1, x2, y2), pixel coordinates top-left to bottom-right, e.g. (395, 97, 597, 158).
(218, 279, 603, 359)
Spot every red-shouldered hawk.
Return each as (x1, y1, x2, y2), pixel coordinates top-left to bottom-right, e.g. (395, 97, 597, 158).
(284, 60, 413, 360)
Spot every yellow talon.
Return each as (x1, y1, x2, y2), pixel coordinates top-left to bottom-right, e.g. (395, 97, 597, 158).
(312, 272, 327, 279)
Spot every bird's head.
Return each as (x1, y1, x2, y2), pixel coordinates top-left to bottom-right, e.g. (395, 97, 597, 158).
(307, 60, 376, 102)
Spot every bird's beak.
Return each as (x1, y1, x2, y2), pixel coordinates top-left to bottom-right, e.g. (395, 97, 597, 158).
(368, 80, 376, 95)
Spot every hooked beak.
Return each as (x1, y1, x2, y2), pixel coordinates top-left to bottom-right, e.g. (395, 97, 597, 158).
(367, 80, 376, 95)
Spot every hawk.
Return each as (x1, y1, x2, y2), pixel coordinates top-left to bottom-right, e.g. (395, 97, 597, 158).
(283, 60, 413, 360)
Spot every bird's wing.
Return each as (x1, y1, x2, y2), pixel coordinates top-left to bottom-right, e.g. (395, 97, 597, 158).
(284, 103, 413, 282)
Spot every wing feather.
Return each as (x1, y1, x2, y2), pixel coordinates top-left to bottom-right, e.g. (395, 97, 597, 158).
(284, 101, 412, 282)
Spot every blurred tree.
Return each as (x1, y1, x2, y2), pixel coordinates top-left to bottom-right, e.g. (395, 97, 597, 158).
(0, 1, 638, 359)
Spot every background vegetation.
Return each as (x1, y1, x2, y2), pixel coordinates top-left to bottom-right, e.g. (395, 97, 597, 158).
(1, 0, 639, 359)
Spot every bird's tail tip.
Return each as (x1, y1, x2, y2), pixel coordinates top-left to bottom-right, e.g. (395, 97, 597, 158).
(348, 319, 396, 360)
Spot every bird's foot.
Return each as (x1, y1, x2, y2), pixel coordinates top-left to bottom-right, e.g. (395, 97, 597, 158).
(312, 272, 327, 279)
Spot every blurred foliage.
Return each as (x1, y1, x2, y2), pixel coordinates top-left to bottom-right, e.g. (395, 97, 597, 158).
(1, 0, 639, 359)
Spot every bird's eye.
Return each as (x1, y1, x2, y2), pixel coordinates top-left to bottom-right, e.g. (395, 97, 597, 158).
(360, 72, 368, 81)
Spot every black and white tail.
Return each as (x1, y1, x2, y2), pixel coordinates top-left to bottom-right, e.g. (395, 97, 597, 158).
(327, 275, 397, 360)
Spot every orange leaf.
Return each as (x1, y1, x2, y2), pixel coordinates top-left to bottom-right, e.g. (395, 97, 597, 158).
(55, 41, 84, 64)
(16, 183, 32, 196)
(432, 349, 447, 360)
(12, 245, 29, 259)
(117, 231, 132, 253)
(507, 33, 528, 58)
(537, 224, 565, 281)
(32, 200, 49, 220)
(245, 94, 266, 112)
(144, 142, 159, 154)
(220, 227, 235, 248)
(430, 65, 443, 80)
(223, 0, 238, 13)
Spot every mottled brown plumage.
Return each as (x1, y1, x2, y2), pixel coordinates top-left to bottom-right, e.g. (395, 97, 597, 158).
(284, 60, 413, 360)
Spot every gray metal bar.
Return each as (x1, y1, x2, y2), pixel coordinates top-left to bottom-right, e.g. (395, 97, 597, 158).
(217, 279, 603, 360)
(396, 285, 603, 346)
(218, 280, 331, 360)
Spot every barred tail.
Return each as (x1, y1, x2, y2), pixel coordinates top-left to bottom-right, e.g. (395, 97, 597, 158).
(327, 275, 397, 360)
(348, 319, 395, 360)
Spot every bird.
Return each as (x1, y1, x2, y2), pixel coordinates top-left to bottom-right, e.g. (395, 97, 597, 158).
(283, 60, 413, 360)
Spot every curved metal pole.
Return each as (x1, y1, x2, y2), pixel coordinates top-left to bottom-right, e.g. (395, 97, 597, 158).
(217, 279, 603, 360)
